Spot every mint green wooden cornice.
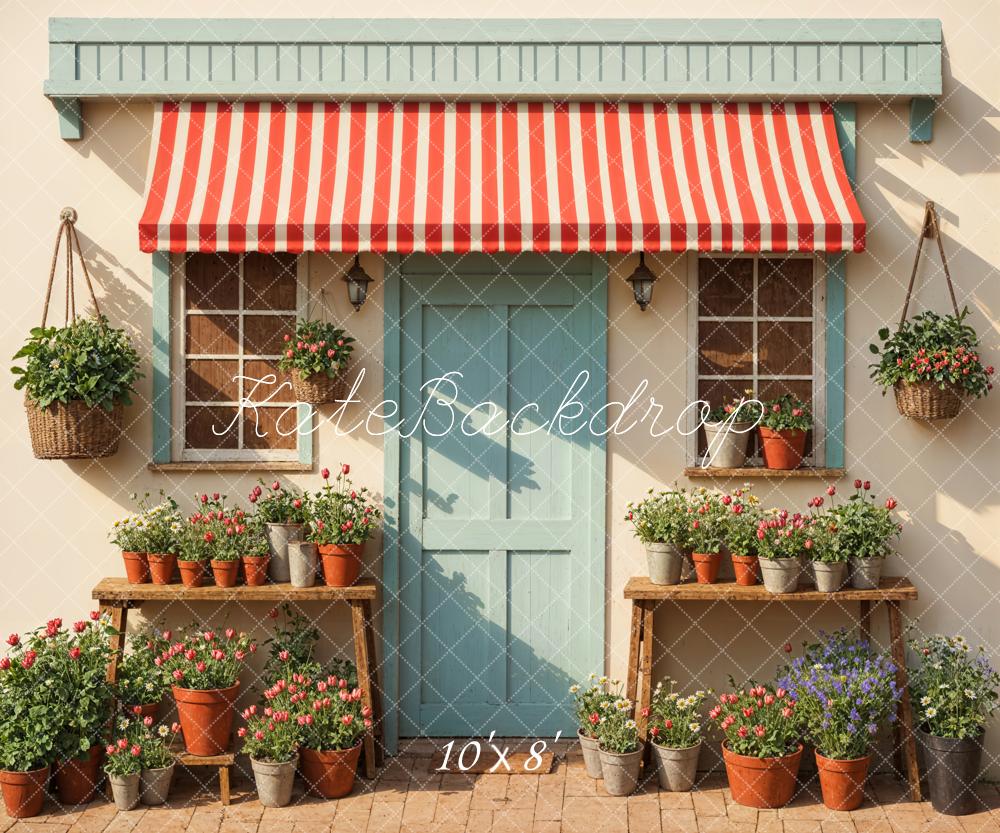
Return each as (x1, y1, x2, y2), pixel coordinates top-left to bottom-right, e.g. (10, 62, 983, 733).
(45, 17, 942, 141)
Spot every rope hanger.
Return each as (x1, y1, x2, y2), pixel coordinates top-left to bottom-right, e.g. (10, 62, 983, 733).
(898, 200, 960, 329)
(41, 207, 104, 329)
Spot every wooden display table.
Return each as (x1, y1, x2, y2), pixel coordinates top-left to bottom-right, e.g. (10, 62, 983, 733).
(623, 575, 921, 801)
(93, 577, 385, 791)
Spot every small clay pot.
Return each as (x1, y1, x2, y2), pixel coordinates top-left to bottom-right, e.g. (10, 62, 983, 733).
(731, 553, 760, 586)
(759, 427, 807, 470)
(299, 743, 362, 798)
(815, 750, 870, 811)
(242, 555, 270, 587)
(211, 559, 240, 588)
(0, 765, 49, 818)
(54, 745, 103, 805)
(723, 742, 803, 809)
(319, 544, 363, 587)
(577, 729, 603, 779)
(692, 552, 722, 584)
(178, 559, 207, 588)
(121, 551, 150, 584)
(147, 552, 177, 585)
(173, 682, 240, 756)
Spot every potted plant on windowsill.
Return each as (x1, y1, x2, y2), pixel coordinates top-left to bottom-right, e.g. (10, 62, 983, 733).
(251, 480, 310, 582)
(569, 675, 608, 779)
(686, 491, 725, 584)
(163, 628, 256, 756)
(779, 630, 900, 810)
(278, 319, 355, 406)
(309, 464, 382, 588)
(870, 309, 994, 421)
(701, 392, 762, 468)
(908, 635, 999, 816)
(116, 626, 172, 719)
(711, 683, 802, 809)
(725, 488, 762, 586)
(647, 680, 706, 792)
(825, 479, 901, 590)
(594, 686, 643, 797)
(297, 674, 371, 798)
(239, 680, 300, 807)
(758, 395, 811, 470)
(626, 489, 690, 586)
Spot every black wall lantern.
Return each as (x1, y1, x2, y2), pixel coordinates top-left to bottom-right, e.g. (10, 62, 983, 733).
(343, 255, 373, 311)
(627, 252, 657, 311)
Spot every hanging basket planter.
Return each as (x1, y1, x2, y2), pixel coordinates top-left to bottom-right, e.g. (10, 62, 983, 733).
(279, 318, 355, 406)
(14, 208, 140, 460)
(893, 380, 963, 420)
(290, 368, 350, 406)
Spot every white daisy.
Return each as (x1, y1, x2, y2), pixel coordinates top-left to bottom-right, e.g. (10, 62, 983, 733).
(925, 707, 938, 719)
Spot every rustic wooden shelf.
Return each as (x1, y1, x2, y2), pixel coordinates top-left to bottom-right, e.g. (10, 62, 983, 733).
(683, 466, 845, 479)
(623, 575, 917, 601)
(92, 577, 377, 603)
(169, 738, 235, 805)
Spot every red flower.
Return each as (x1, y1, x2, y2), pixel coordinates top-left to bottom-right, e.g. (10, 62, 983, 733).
(826, 486, 836, 496)
(863, 481, 871, 491)
(283, 334, 291, 342)
(640, 707, 650, 718)
(885, 498, 897, 510)
(650, 726, 660, 737)
(0, 658, 10, 671)
(737, 726, 748, 738)
(272, 481, 281, 491)
(321, 467, 330, 479)
(341, 464, 351, 475)
(588, 713, 600, 726)
(854, 479, 862, 489)
(783, 643, 792, 653)
(754, 725, 766, 737)
(90, 611, 100, 621)
(21, 651, 36, 670)
(664, 719, 673, 730)
(6, 634, 19, 647)
(204, 532, 214, 543)
(68, 647, 81, 661)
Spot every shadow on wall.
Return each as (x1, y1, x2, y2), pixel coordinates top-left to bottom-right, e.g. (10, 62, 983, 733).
(71, 101, 154, 196)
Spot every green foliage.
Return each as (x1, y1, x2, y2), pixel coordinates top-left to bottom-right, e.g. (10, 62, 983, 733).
(824, 481, 901, 561)
(264, 604, 324, 682)
(625, 489, 690, 547)
(909, 635, 1000, 740)
(297, 674, 370, 752)
(178, 496, 252, 562)
(250, 479, 310, 525)
(162, 627, 255, 690)
(869, 309, 994, 398)
(109, 492, 182, 553)
(277, 319, 355, 381)
(115, 625, 172, 707)
(11, 317, 142, 411)
(569, 674, 612, 738)
(648, 680, 707, 750)
(592, 682, 640, 755)
(705, 391, 763, 425)
(710, 681, 800, 758)
(240, 682, 299, 763)
(759, 394, 812, 431)
(307, 465, 381, 546)
(720, 488, 762, 558)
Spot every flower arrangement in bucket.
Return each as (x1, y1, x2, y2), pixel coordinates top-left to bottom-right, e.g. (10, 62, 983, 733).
(823, 479, 901, 589)
(870, 309, 994, 420)
(250, 480, 310, 582)
(710, 682, 802, 809)
(908, 635, 1000, 816)
(701, 392, 763, 468)
(647, 680, 707, 792)
(592, 684, 643, 797)
(755, 509, 810, 594)
(110, 493, 183, 585)
(758, 394, 812, 470)
(278, 319, 355, 405)
(161, 627, 256, 756)
(723, 488, 762, 586)
(103, 729, 144, 810)
(684, 489, 726, 584)
(137, 718, 182, 806)
(308, 464, 382, 587)
(803, 489, 850, 592)
(569, 674, 611, 779)
(297, 674, 371, 798)
(778, 630, 900, 810)
(239, 680, 302, 807)
(116, 626, 172, 718)
(625, 489, 691, 585)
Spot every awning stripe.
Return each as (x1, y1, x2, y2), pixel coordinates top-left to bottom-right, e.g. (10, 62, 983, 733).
(139, 101, 866, 254)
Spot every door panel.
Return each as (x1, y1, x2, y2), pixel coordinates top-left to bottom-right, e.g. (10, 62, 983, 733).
(396, 254, 606, 738)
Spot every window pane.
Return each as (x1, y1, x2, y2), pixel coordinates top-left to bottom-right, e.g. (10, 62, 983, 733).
(758, 258, 813, 317)
(185, 359, 239, 402)
(243, 407, 298, 450)
(698, 321, 753, 375)
(185, 254, 239, 310)
(243, 314, 294, 355)
(698, 257, 753, 317)
(243, 359, 294, 404)
(759, 321, 813, 376)
(244, 253, 298, 310)
(185, 406, 239, 449)
(186, 314, 238, 355)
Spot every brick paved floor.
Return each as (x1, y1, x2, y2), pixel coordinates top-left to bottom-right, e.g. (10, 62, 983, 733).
(6, 741, 1000, 833)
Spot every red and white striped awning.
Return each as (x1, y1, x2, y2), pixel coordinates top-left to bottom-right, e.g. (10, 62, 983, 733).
(139, 101, 865, 254)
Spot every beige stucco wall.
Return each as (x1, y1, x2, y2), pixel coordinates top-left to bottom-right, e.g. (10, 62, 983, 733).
(2, 1, 998, 774)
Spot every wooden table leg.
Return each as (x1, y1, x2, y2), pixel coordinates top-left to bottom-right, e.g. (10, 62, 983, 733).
(626, 601, 643, 708)
(859, 600, 872, 643)
(362, 598, 385, 767)
(887, 600, 921, 801)
(219, 765, 230, 806)
(351, 600, 377, 779)
(638, 602, 654, 738)
(99, 602, 128, 684)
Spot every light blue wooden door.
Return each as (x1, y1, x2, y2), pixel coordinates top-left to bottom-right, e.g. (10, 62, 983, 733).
(394, 253, 606, 738)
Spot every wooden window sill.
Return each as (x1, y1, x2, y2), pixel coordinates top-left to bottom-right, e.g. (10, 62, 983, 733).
(148, 461, 312, 473)
(683, 466, 845, 479)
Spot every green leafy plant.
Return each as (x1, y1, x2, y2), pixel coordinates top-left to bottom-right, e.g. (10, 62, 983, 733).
(264, 604, 323, 682)
(178, 495, 252, 562)
(593, 683, 640, 755)
(755, 509, 812, 560)
(103, 721, 144, 777)
(308, 464, 382, 546)
(908, 635, 999, 740)
(625, 489, 690, 548)
(297, 674, 370, 751)
(278, 320, 355, 381)
(709, 681, 800, 758)
(824, 480, 901, 561)
(569, 674, 613, 738)
(239, 679, 300, 763)
(12, 317, 142, 411)
(759, 394, 812, 432)
(722, 488, 762, 558)
(869, 310, 994, 398)
(648, 680, 707, 750)
(116, 625, 172, 707)
(684, 489, 726, 554)
(250, 480, 310, 525)
(138, 720, 181, 770)
(706, 390, 763, 425)
(109, 493, 182, 554)
(161, 627, 256, 690)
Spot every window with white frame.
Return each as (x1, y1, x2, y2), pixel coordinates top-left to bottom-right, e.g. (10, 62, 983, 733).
(687, 255, 826, 466)
(171, 252, 306, 462)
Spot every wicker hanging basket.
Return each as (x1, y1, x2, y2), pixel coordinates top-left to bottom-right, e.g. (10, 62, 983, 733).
(24, 208, 127, 459)
(290, 368, 350, 406)
(890, 201, 966, 421)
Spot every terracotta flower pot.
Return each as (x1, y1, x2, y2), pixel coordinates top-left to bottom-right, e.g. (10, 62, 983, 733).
(211, 559, 240, 588)
(172, 682, 240, 756)
(178, 559, 207, 588)
(731, 553, 760, 586)
(55, 745, 103, 805)
(242, 555, 270, 587)
(124, 701, 161, 721)
(319, 544, 363, 587)
(299, 743, 362, 798)
(722, 742, 803, 809)
(758, 427, 807, 470)
(692, 552, 722, 584)
(0, 765, 49, 818)
(122, 551, 150, 584)
(815, 750, 871, 811)
(147, 552, 177, 585)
